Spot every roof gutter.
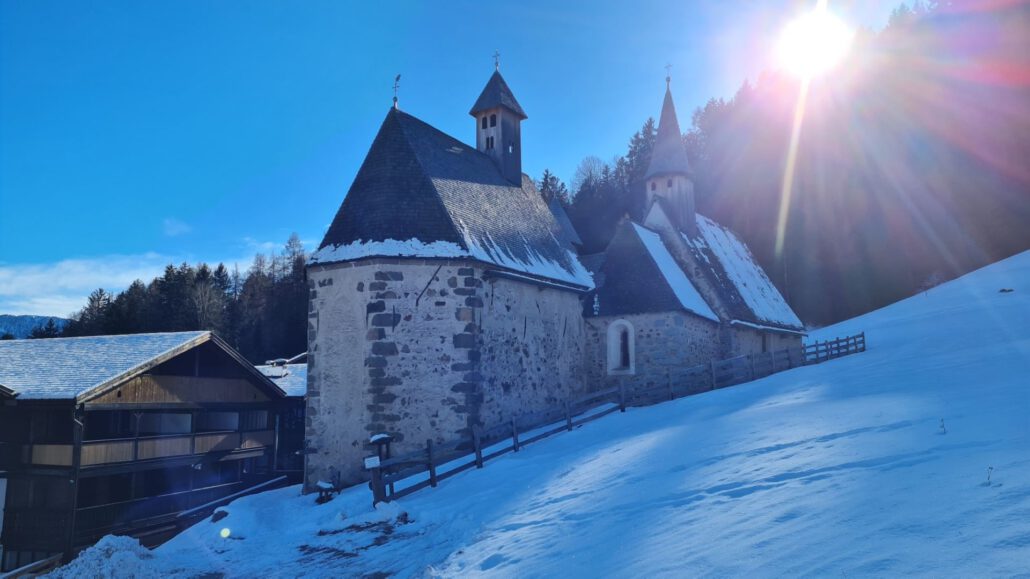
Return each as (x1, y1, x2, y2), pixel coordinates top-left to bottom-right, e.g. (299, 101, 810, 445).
(730, 319, 808, 337)
(481, 269, 590, 294)
(0, 383, 16, 399)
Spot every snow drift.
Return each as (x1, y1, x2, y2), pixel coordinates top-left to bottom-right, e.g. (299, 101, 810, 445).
(55, 251, 1030, 577)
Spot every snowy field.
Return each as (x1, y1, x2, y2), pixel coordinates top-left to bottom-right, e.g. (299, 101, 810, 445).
(54, 251, 1030, 577)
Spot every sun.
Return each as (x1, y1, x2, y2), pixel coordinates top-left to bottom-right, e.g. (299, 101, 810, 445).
(776, 2, 854, 79)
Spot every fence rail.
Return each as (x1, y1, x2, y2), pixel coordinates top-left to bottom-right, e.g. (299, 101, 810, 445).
(365, 332, 865, 505)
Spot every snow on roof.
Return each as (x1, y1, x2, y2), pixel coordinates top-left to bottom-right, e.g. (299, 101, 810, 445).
(255, 363, 307, 397)
(312, 109, 593, 289)
(633, 224, 718, 322)
(0, 331, 210, 400)
(685, 215, 803, 329)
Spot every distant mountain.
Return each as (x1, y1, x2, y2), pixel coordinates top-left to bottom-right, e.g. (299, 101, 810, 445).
(0, 315, 69, 339)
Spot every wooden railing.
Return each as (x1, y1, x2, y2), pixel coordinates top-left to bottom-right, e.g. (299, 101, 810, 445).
(365, 332, 866, 505)
(10, 429, 276, 469)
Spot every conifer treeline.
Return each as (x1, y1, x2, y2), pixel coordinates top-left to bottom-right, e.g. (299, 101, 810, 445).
(564, 1, 1030, 325)
(59, 235, 308, 364)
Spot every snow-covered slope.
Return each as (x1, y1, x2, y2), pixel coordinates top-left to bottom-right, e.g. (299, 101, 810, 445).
(55, 252, 1030, 577)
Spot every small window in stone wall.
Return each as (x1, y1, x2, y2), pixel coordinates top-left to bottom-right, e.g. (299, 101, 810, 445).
(607, 320, 635, 375)
(490, 114, 497, 127)
(481, 116, 487, 129)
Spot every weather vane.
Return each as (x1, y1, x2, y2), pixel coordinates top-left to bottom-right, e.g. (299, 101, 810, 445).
(665, 63, 672, 85)
(392, 74, 401, 109)
(493, 50, 501, 71)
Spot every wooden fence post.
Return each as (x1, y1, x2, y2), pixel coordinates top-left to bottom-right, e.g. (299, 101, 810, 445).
(511, 418, 520, 452)
(472, 425, 484, 468)
(369, 464, 386, 505)
(749, 353, 756, 379)
(426, 439, 438, 487)
(709, 360, 717, 390)
(618, 383, 626, 412)
(667, 372, 674, 401)
(565, 401, 573, 431)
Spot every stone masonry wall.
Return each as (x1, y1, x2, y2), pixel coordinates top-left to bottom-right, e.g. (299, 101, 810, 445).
(476, 276, 587, 428)
(305, 258, 587, 489)
(584, 314, 802, 394)
(727, 326, 802, 357)
(584, 312, 721, 392)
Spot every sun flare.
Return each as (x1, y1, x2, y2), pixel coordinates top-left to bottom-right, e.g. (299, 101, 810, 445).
(777, 2, 854, 78)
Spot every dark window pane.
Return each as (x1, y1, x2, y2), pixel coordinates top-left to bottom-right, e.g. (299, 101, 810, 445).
(84, 411, 134, 441)
(240, 411, 268, 431)
(137, 413, 191, 436)
(197, 412, 239, 433)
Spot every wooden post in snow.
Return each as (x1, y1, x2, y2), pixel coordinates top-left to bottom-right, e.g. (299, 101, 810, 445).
(511, 418, 520, 452)
(426, 439, 438, 487)
(472, 425, 484, 468)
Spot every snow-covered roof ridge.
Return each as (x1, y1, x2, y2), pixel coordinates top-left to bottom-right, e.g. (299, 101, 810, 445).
(683, 214, 803, 330)
(0, 331, 210, 400)
(0, 331, 285, 401)
(313, 109, 592, 288)
(632, 224, 718, 321)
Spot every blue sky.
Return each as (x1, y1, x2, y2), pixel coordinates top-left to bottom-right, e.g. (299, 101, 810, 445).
(0, 0, 896, 316)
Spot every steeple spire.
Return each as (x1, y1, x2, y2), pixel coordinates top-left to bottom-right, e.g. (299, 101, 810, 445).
(645, 75, 690, 181)
(645, 72, 696, 234)
(470, 67, 526, 184)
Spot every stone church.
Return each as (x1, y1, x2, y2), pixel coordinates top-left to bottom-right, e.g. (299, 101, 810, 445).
(304, 68, 804, 487)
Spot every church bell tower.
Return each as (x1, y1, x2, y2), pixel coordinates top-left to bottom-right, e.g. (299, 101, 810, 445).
(645, 74, 696, 235)
(470, 63, 527, 184)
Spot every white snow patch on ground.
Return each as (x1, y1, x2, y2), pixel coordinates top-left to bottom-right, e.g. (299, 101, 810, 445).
(56, 251, 1030, 577)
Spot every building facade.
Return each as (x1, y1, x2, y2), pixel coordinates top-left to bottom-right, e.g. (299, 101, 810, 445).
(304, 69, 805, 489)
(0, 332, 290, 572)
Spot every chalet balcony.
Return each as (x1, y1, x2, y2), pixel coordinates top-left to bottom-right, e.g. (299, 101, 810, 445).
(11, 430, 275, 468)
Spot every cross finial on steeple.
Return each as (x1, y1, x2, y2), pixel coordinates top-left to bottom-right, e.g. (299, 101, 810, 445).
(392, 74, 401, 109)
(493, 50, 501, 71)
(665, 63, 672, 86)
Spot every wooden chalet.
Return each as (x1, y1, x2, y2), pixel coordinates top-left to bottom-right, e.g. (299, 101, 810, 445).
(0, 331, 290, 572)
(255, 354, 307, 475)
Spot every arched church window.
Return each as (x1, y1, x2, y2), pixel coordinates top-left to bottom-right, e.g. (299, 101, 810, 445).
(667, 179, 673, 188)
(490, 114, 497, 127)
(607, 320, 635, 375)
(650, 182, 656, 192)
(481, 116, 487, 129)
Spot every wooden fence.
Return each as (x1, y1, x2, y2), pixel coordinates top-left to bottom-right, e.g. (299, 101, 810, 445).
(364, 332, 865, 505)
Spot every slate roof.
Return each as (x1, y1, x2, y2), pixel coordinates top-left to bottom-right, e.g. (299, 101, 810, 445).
(0, 331, 284, 401)
(469, 70, 527, 119)
(644, 84, 691, 180)
(683, 214, 804, 331)
(313, 108, 592, 288)
(546, 196, 583, 249)
(256, 363, 307, 397)
(590, 221, 716, 321)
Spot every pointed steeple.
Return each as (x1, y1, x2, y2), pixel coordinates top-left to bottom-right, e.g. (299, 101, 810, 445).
(644, 75, 696, 235)
(469, 70, 527, 119)
(645, 78, 691, 180)
(470, 68, 526, 183)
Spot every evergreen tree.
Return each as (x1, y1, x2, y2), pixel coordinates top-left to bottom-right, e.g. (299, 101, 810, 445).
(28, 319, 61, 339)
(538, 169, 571, 207)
